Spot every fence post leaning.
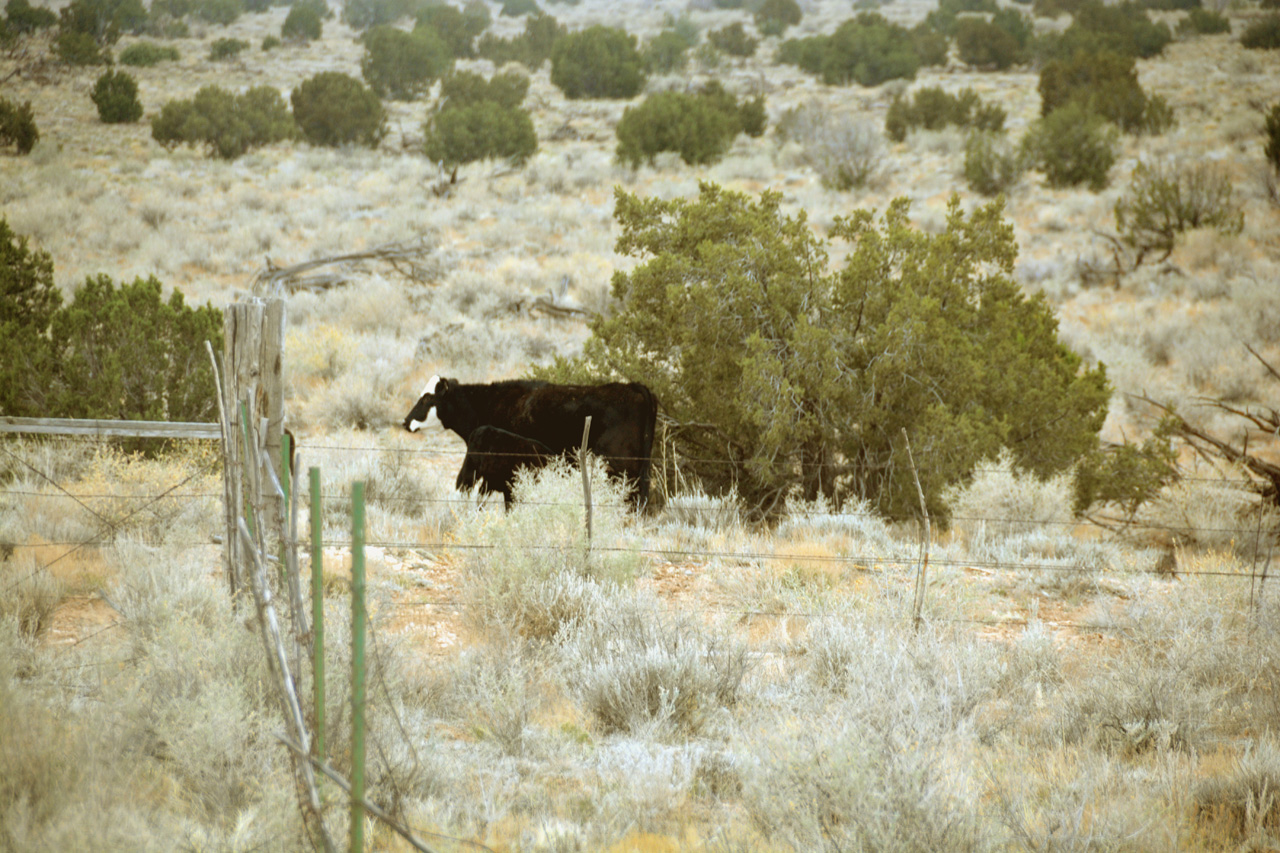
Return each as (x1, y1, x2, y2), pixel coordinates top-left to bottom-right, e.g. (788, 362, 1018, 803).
(350, 481, 367, 853)
(579, 416, 593, 543)
(901, 429, 931, 632)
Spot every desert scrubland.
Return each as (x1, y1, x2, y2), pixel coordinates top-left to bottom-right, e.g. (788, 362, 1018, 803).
(3, 0, 1280, 849)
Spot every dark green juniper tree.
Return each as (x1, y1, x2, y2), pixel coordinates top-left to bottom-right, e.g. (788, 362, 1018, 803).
(545, 183, 1110, 520)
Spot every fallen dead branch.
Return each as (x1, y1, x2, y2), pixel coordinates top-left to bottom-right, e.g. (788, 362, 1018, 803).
(252, 235, 445, 295)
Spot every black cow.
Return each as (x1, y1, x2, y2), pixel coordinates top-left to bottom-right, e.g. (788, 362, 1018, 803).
(403, 376, 658, 507)
(456, 425, 553, 508)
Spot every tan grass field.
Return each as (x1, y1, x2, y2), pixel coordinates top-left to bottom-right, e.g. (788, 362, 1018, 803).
(4, 0, 1280, 850)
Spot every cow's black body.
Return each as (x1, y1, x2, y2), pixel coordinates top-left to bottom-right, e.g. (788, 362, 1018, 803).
(456, 425, 553, 508)
(404, 377, 658, 507)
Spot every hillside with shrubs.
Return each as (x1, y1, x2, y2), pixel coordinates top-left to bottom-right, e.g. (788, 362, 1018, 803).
(3, 0, 1280, 849)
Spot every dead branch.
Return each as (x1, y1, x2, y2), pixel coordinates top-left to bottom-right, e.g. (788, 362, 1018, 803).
(252, 236, 443, 295)
(1129, 392, 1280, 505)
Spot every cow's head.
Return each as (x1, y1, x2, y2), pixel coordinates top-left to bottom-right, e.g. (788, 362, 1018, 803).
(403, 375, 449, 432)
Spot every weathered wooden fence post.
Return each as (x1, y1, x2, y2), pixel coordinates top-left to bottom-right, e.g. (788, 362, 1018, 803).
(221, 298, 286, 595)
(579, 416, 593, 543)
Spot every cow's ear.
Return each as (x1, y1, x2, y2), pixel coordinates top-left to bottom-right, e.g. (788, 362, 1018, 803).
(437, 378, 453, 396)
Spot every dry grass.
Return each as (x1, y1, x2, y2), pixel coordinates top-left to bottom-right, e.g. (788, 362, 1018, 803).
(4, 0, 1280, 848)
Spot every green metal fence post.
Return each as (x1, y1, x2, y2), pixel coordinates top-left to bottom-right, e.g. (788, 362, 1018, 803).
(309, 466, 325, 762)
(349, 481, 366, 853)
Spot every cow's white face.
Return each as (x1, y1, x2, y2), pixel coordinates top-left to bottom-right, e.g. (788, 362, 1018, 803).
(407, 375, 443, 432)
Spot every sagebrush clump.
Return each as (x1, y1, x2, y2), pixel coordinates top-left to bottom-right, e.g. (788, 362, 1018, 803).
(1114, 160, 1244, 263)
(885, 86, 1005, 142)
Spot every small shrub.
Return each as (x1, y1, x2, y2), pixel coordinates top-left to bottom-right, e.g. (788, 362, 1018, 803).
(643, 29, 690, 73)
(0, 95, 38, 154)
(1113, 160, 1244, 263)
(340, 0, 408, 30)
(963, 129, 1025, 196)
(781, 102, 883, 189)
(755, 0, 802, 37)
(944, 450, 1075, 541)
(885, 86, 1005, 143)
(560, 599, 748, 737)
(4, 0, 57, 35)
(707, 21, 757, 57)
(1241, 14, 1280, 49)
(1038, 49, 1149, 133)
(360, 24, 452, 100)
(54, 29, 111, 64)
(261, 33, 280, 49)
(152, 84, 295, 159)
(119, 40, 180, 65)
(208, 37, 248, 60)
(779, 13, 920, 86)
(1265, 103, 1280, 173)
(415, 2, 485, 59)
(424, 93, 537, 167)
(281, 2, 321, 41)
(196, 0, 243, 24)
(955, 17, 1024, 69)
(1022, 102, 1118, 190)
(1177, 7, 1230, 35)
(1142, 92, 1176, 134)
(550, 24, 644, 100)
(499, 0, 539, 15)
(90, 69, 143, 123)
(476, 10, 563, 68)
(615, 89, 739, 168)
(292, 71, 385, 148)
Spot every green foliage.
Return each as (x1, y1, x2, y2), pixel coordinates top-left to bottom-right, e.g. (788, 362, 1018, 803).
(615, 84, 760, 168)
(209, 36, 249, 60)
(955, 17, 1024, 69)
(1035, 0, 1172, 60)
(341, 0, 412, 30)
(1038, 49, 1155, 133)
(119, 41, 180, 65)
(908, 23, 949, 66)
(1072, 424, 1177, 516)
(281, 2, 321, 40)
(415, 2, 487, 59)
(1265, 103, 1280, 173)
(884, 86, 1005, 143)
(196, 0, 243, 25)
(1022, 102, 1118, 190)
(547, 184, 1108, 518)
(152, 84, 296, 159)
(360, 24, 452, 100)
(963, 129, 1026, 196)
(1241, 14, 1280, 49)
(91, 69, 144, 123)
(476, 10, 563, 68)
(1113, 160, 1244, 263)
(4, 0, 57, 34)
(424, 70, 536, 167)
(0, 95, 38, 154)
(755, 0, 802, 37)
(56, 0, 120, 47)
(500, 0, 539, 14)
(1176, 7, 1230, 35)
(291, 71, 386, 147)
(779, 13, 920, 86)
(922, 0, 998, 36)
(54, 29, 112, 64)
(262, 33, 281, 49)
(707, 21, 758, 57)
(550, 25, 644, 100)
(0, 230, 223, 425)
(643, 29, 690, 73)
